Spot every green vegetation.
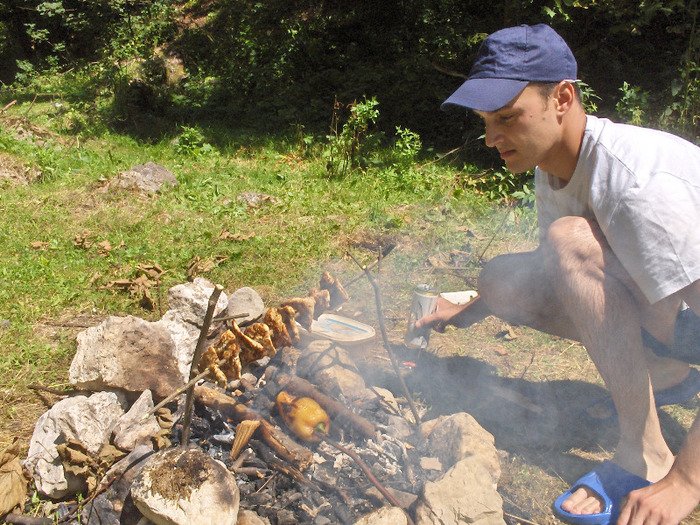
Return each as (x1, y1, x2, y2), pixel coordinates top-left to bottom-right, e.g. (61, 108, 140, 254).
(0, 92, 517, 449)
(3, 3, 700, 520)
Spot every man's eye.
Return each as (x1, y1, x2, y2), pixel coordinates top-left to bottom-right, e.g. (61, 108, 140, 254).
(499, 114, 514, 122)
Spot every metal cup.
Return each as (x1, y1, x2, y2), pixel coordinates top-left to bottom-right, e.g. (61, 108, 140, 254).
(404, 284, 438, 349)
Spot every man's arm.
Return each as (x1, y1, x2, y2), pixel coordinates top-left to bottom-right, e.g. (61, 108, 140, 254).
(415, 294, 492, 332)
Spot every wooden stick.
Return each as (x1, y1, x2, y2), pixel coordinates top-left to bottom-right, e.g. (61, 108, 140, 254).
(139, 361, 220, 422)
(347, 251, 421, 425)
(266, 366, 376, 439)
(194, 385, 313, 470)
(342, 244, 395, 288)
(4, 515, 53, 525)
(181, 284, 223, 447)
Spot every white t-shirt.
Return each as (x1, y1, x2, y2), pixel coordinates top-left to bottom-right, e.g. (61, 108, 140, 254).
(536, 115, 700, 304)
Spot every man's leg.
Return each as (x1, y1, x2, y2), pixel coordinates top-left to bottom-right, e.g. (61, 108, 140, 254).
(541, 216, 675, 515)
(477, 248, 579, 339)
(618, 281, 700, 524)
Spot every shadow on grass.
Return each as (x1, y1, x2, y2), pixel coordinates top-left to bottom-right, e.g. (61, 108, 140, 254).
(359, 347, 693, 489)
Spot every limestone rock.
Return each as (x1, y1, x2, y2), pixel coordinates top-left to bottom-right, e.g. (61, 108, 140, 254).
(226, 287, 265, 325)
(296, 340, 367, 399)
(25, 392, 126, 499)
(156, 278, 228, 380)
(70, 315, 184, 399)
(415, 456, 505, 525)
(425, 412, 501, 486)
(237, 509, 271, 525)
(108, 162, 178, 195)
(354, 506, 408, 525)
(131, 447, 240, 525)
(112, 390, 161, 451)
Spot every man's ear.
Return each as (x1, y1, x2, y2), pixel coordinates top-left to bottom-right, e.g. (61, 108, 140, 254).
(553, 81, 576, 114)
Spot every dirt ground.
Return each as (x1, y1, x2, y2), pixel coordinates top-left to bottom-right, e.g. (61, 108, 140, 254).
(327, 228, 700, 524)
(5, 232, 700, 524)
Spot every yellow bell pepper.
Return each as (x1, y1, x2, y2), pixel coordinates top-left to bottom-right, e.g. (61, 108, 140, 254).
(276, 391, 330, 442)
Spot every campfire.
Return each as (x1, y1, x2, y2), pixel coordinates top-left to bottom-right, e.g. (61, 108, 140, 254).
(5, 267, 506, 525)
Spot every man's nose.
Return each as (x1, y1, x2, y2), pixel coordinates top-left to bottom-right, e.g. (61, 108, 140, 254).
(483, 124, 502, 148)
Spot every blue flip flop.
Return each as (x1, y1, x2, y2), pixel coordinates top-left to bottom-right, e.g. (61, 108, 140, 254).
(553, 461, 652, 525)
(584, 367, 700, 422)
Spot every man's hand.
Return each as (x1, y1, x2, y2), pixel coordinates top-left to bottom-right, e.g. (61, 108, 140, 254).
(414, 295, 490, 332)
(617, 470, 700, 525)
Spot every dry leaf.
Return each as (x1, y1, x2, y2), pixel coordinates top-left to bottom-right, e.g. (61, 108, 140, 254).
(30, 241, 49, 250)
(427, 251, 451, 268)
(73, 230, 95, 249)
(0, 438, 27, 516)
(219, 229, 255, 242)
(136, 263, 164, 280)
(97, 240, 112, 256)
(187, 255, 229, 280)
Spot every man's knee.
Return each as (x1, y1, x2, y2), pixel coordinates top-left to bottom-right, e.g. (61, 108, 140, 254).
(478, 252, 544, 324)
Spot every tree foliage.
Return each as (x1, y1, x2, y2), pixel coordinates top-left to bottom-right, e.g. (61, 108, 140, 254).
(2, 0, 700, 146)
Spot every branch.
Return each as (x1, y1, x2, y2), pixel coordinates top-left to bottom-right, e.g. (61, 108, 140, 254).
(181, 284, 223, 446)
(346, 251, 421, 425)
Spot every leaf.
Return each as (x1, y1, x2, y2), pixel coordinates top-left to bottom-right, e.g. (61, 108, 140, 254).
(219, 229, 255, 241)
(97, 240, 112, 256)
(0, 438, 27, 516)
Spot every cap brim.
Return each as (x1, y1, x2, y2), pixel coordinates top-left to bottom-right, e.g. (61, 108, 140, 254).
(440, 78, 530, 112)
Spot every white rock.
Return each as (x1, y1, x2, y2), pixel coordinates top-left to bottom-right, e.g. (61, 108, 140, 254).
(131, 447, 240, 525)
(354, 506, 408, 525)
(70, 315, 184, 399)
(25, 391, 126, 498)
(156, 278, 228, 380)
(112, 390, 161, 451)
(226, 287, 265, 324)
(425, 412, 501, 485)
(415, 456, 505, 525)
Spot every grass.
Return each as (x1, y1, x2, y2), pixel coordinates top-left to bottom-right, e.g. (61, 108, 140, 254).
(4, 90, 699, 525)
(0, 94, 500, 452)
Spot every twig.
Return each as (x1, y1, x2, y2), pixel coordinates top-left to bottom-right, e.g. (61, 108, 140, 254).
(347, 251, 422, 425)
(4, 515, 53, 525)
(477, 204, 515, 265)
(503, 511, 541, 525)
(28, 383, 77, 396)
(342, 244, 395, 288)
(181, 284, 223, 447)
(419, 145, 463, 167)
(2, 100, 17, 113)
(212, 313, 251, 322)
(321, 435, 416, 525)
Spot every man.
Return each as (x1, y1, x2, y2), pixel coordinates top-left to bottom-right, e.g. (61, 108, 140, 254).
(418, 23, 700, 525)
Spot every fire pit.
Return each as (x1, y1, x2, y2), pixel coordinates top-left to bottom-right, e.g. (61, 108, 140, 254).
(10, 275, 506, 525)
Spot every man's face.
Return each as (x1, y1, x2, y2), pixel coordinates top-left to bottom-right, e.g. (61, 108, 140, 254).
(474, 85, 561, 174)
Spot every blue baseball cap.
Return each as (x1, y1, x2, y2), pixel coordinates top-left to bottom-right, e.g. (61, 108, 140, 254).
(441, 24, 577, 112)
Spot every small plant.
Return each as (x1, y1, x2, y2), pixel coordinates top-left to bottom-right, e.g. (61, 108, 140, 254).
(393, 126, 422, 169)
(616, 81, 649, 126)
(176, 126, 217, 158)
(326, 96, 380, 177)
(577, 80, 601, 114)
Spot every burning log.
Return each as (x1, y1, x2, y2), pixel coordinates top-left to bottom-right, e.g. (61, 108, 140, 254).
(266, 366, 376, 439)
(193, 385, 313, 470)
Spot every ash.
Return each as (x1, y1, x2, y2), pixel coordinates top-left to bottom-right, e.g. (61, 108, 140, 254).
(171, 371, 436, 525)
